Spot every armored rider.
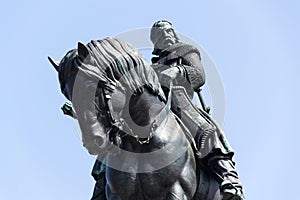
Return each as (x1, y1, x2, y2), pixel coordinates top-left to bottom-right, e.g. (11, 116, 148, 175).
(149, 20, 245, 200)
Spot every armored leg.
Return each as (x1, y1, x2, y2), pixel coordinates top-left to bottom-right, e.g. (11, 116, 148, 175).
(204, 154, 245, 200)
(171, 87, 245, 199)
(194, 130, 244, 199)
(193, 123, 245, 199)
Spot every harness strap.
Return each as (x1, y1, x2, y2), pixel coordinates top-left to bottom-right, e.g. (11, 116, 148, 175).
(171, 85, 201, 156)
(102, 88, 116, 124)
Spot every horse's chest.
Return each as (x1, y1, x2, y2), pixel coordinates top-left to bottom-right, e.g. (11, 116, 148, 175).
(106, 114, 194, 198)
(106, 159, 186, 199)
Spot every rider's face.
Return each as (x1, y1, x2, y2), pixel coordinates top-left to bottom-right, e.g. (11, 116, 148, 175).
(154, 28, 177, 50)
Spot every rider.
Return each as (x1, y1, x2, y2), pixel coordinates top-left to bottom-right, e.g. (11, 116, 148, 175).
(150, 20, 245, 200)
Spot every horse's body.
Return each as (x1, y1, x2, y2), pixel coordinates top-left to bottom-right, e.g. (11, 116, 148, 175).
(105, 89, 197, 200)
(49, 38, 220, 200)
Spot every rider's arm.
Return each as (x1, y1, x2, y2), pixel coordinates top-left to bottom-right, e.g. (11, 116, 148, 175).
(178, 51, 206, 90)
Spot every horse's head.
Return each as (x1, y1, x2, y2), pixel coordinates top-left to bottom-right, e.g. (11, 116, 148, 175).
(48, 38, 167, 154)
(49, 42, 110, 155)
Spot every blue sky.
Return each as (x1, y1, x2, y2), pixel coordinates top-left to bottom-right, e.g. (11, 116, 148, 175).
(1, 0, 299, 199)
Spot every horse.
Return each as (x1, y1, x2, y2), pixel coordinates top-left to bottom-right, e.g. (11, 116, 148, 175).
(49, 38, 220, 200)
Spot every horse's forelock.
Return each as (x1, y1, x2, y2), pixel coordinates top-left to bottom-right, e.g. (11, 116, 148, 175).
(58, 49, 79, 94)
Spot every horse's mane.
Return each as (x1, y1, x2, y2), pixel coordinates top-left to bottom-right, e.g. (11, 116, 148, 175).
(63, 38, 164, 101)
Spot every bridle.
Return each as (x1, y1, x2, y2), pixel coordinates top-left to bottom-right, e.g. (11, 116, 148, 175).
(102, 85, 172, 145)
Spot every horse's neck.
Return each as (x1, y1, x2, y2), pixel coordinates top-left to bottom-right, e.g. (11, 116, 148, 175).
(127, 89, 165, 127)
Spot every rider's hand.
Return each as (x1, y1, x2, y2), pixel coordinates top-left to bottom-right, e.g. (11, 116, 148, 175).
(159, 67, 180, 87)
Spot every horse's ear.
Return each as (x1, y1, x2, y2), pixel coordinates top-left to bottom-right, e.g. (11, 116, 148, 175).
(77, 42, 89, 59)
(48, 56, 60, 71)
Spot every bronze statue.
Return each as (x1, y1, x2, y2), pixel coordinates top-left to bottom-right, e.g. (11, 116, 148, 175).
(49, 21, 245, 200)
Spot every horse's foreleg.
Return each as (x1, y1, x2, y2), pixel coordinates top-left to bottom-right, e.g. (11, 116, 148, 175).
(168, 148, 197, 200)
(167, 180, 189, 200)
